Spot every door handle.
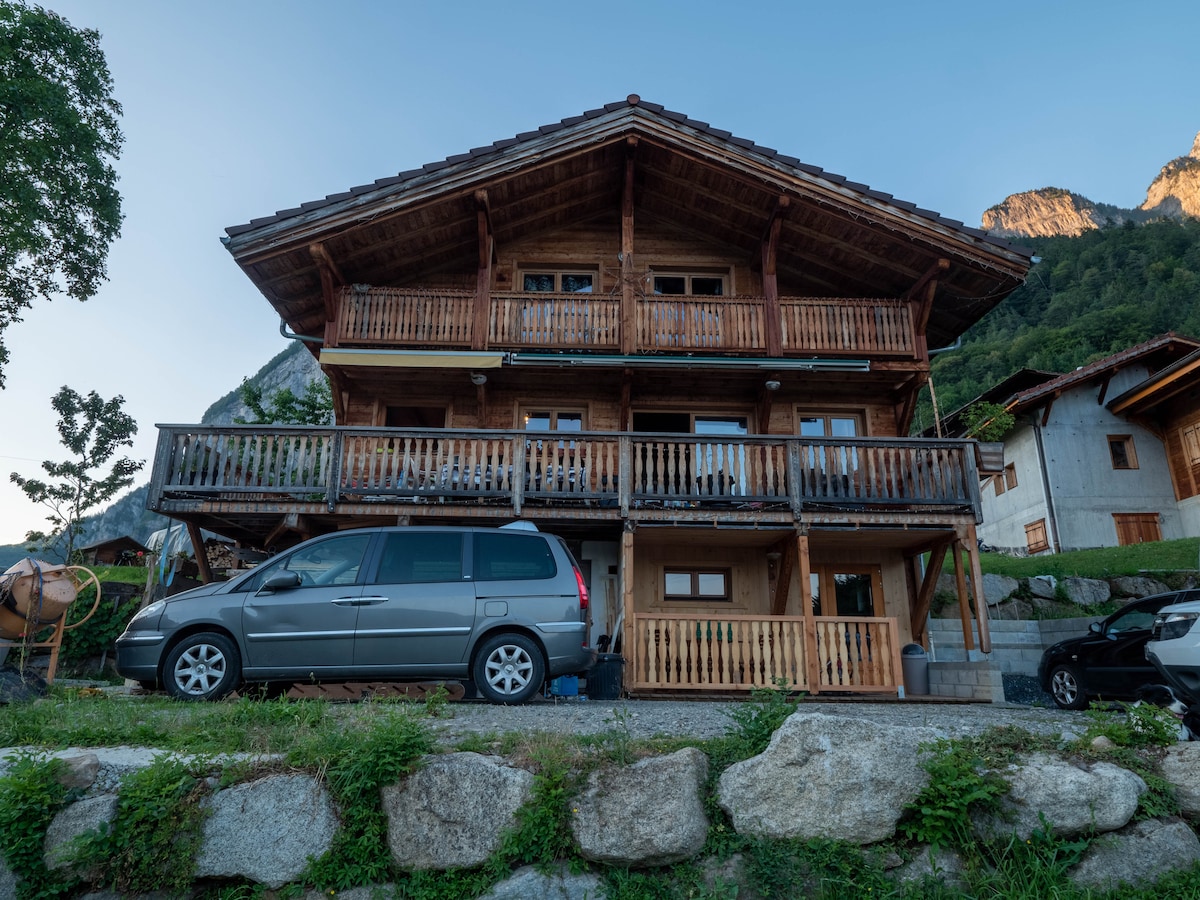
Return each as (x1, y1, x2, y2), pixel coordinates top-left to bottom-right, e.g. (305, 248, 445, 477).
(332, 597, 368, 607)
(356, 596, 390, 605)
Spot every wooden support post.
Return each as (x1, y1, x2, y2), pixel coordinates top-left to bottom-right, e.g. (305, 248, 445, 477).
(797, 530, 819, 694)
(309, 243, 345, 349)
(910, 540, 949, 645)
(952, 536, 976, 652)
(473, 190, 493, 351)
(620, 139, 637, 356)
(967, 522, 992, 653)
(761, 196, 788, 357)
(185, 522, 213, 584)
(620, 527, 635, 686)
(770, 538, 793, 616)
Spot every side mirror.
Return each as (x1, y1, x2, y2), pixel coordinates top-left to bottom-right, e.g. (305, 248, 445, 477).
(260, 571, 302, 593)
(1088, 621, 1102, 634)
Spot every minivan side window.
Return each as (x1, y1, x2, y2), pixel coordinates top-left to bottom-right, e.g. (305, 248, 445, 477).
(240, 533, 372, 591)
(375, 532, 464, 583)
(474, 532, 557, 581)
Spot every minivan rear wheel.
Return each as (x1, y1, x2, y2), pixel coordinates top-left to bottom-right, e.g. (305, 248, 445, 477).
(163, 632, 241, 701)
(474, 633, 545, 704)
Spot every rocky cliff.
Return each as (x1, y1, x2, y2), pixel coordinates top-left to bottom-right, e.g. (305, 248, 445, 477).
(983, 131, 1200, 238)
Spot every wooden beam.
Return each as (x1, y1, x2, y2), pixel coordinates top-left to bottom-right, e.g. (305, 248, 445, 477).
(620, 370, 632, 431)
(797, 530, 819, 694)
(761, 196, 787, 357)
(472, 190, 493, 351)
(185, 522, 213, 584)
(770, 537, 794, 616)
(910, 541, 949, 644)
(620, 526, 635, 677)
(309, 242, 345, 326)
(966, 522, 991, 654)
(952, 537, 975, 652)
(620, 139, 637, 355)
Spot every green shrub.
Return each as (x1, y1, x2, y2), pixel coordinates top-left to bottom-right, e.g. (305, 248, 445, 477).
(0, 754, 77, 900)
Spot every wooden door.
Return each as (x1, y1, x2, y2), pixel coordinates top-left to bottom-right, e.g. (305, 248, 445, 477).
(1113, 513, 1161, 546)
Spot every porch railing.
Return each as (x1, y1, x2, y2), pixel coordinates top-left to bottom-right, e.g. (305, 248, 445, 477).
(627, 613, 902, 694)
(333, 286, 917, 357)
(149, 427, 981, 517)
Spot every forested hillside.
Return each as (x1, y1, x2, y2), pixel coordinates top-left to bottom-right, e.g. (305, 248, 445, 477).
(916, 218, 1200, 429)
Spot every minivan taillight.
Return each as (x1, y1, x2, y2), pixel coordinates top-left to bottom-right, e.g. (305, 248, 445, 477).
(573, 567, 589, 611)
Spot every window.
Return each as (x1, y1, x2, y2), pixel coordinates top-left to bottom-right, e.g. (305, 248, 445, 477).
(1004, 463, 1018, 490)
(809, 565, 884, 617)
(651, 272, 726, 296)
(521, 270, 594, 293)
(993, 474, 1006, 497)
(375, 532, 463, 584)
(240, 533, 372, 592)
(523, 410, 585, 433)
(664, 568, 731, 601)
(797, 413, 862, 437)
(1025, 519, 1049, 554)
(474, 532, 557, 581)
(1109, 435, 1138, 470)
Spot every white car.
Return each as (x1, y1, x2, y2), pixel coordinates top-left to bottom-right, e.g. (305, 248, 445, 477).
(1146, 598, 1200, 703)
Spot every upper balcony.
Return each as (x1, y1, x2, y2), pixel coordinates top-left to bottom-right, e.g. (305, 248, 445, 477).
(148, 425, 983, 546)
(330, 286, 920, 359)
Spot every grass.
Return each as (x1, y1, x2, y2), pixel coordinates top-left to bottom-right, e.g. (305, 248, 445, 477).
(958, 537, 1200, 581)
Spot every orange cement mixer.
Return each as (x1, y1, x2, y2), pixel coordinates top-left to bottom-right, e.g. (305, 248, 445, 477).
(0, 558, 102, 643)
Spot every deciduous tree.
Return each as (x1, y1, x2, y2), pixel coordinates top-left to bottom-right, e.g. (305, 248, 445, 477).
(0, 2, 123, 386)
(10, 386, 143, 562)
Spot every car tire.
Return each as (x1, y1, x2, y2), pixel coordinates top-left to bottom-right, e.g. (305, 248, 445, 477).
(1049, 664, 1087, 710)
(163, 632, 241, 701)
(473, 633, 545, 705)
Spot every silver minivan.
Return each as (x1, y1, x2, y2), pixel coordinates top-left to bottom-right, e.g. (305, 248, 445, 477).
(116, 523, 595, 704)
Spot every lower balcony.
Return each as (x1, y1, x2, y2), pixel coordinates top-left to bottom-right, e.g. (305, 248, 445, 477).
(149, 426, 982, 544)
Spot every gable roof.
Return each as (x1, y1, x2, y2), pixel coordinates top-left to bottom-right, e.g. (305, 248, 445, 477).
(223, 95, 1034, 348)
(1108, 346, 1200, 416)
(936, 333, 1200, 437)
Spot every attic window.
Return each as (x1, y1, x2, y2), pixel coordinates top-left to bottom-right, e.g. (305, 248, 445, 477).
(521, 270, 594, 293)
(652, 272, 725, 296)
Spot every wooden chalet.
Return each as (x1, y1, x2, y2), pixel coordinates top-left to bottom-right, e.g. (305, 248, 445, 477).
(148, 96, 1033, 697)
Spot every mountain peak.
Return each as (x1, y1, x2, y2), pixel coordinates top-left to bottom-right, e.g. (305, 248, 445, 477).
(984, 129, 1200, 238)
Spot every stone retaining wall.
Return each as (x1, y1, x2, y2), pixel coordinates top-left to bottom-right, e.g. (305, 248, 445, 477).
(4, 712, 1199, 898)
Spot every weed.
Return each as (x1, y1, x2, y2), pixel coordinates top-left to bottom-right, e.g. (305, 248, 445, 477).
(1081, 702, 1181, 748)
(292, 710, 433, 890)
(899, 735, 1011, 849)
(94, 755, 212, 894)
(0, 754, 78, 900)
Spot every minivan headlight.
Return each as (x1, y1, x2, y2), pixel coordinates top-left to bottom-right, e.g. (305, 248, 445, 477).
(1155, 611, 1200, 642)
(128, 600, 165, 626)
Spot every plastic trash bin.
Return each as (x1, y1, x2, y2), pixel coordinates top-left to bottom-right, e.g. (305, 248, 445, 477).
(901, 643, 929, 695)
(587, 653, 624, 700)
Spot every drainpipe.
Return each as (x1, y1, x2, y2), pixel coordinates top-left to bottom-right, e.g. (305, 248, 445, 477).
(1032, 419, 1062, 553)
(279, 319, 324, 344)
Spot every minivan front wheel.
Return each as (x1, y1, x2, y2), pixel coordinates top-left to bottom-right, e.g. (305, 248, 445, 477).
(474, 633, 545, 704)
(163, 632, 241, 701)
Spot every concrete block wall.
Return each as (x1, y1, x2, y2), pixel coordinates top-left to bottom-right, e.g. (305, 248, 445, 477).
(927, 661, 1006, 703)
(926, 616, 1098, 677)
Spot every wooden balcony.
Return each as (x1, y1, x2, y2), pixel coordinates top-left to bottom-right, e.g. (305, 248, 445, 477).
(628, 613, 903, 694)
(148, 426, 982, 523)
(333, 286, 918, 358)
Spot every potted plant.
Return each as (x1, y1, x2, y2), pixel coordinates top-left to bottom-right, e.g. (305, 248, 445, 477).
(963, 401, 1014, 474)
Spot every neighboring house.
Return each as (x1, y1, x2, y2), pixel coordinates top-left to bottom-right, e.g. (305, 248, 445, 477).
(145, 96, 1032, 696)
(939, 333, 1200, 554)
(77, 536, 149, 566)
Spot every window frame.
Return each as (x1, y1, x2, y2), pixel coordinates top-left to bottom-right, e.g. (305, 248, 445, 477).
(649, 270, 728, 296)
(1108, 434, 1139, 470)
(809, 564, 885, 618)
(795, 410, 866, 438)
(518, 267, 598, 294)
(663, 567, 733, 602)
(1003, 463, 1018, 491)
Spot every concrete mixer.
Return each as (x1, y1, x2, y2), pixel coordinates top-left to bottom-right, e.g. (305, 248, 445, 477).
(0, 557, 101, 682)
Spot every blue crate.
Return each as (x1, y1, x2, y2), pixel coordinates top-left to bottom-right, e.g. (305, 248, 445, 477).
(550, 675, 579, 696)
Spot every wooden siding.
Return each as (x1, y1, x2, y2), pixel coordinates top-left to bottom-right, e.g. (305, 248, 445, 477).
(150, 425, 982, 518)
(333, 286, 918, 358)
(627, 613, 902, 694)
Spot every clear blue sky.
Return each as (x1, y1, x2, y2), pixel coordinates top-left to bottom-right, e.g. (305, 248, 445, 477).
(2, 0, 1198, 543)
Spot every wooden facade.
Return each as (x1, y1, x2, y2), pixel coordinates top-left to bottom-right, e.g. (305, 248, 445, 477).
(150, 97, 1033, 697)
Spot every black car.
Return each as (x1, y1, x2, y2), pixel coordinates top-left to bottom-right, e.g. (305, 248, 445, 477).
(1038, 590, 1200, 709)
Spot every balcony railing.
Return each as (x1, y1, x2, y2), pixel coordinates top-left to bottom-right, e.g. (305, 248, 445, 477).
(149, 426, 981, 517)
(627, 613, 903, 694)
(333, 286, 917, 357)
